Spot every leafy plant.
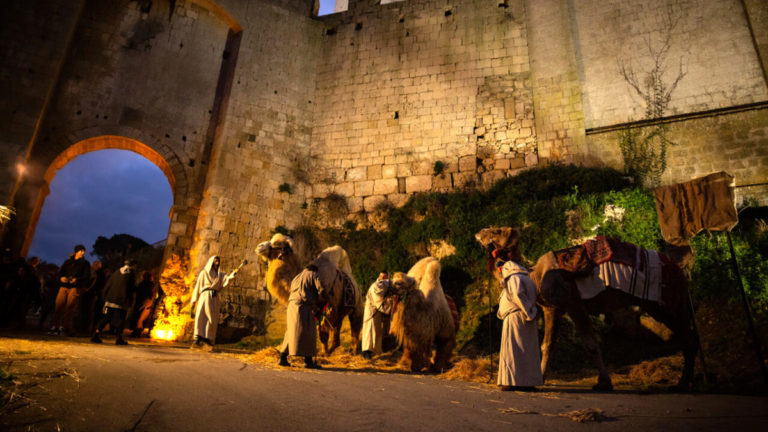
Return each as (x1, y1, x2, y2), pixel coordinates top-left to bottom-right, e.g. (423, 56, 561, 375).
(433, 160, 446, 176)
(278, 183, 293, 194)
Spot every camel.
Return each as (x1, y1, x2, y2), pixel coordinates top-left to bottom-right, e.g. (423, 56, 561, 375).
(256, 234, 364, 355)
(475, 226, 698, 391)
(387, 257, 456, 372)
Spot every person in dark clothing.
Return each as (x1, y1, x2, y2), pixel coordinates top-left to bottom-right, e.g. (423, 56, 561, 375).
(79, 260, 106, 334)
(6, 257, 41, 328)
(37, 265, 60, 328)
(130, 271, 156, 337)
(0, 248, 17, 327)
(49, 245, 91, 336)
(91, 260, 136, 345)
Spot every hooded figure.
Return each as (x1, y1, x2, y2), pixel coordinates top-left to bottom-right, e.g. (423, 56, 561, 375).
(191, 256, 238, 349)
(277, 260, 329, 369)
(496, 259, 543, 390)
(91, 260, 136, 345)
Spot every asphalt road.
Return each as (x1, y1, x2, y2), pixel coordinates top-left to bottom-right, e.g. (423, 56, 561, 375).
(1, 334, 767, 432)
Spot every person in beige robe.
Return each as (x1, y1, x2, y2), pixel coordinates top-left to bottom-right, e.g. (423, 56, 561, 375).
(361, 271, 393, 359)
(190, 256, 238, 350)
(497, 259, 543, 391)
(278, 263, 328, 368)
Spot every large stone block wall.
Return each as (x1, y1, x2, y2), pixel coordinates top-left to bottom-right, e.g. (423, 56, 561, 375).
(0, 0, 84, 203)
(587, 108, 768, 205)
(309, 0, 534, 217)
(187, 0, 321, 297)
(524, 0, 585, 163)
(573, 0, 768, 128)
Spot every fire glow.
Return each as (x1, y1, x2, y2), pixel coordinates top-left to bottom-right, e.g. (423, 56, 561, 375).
(150, 254, 195, 342)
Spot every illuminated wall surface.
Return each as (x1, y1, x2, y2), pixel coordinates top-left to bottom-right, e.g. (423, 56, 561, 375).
(1, 0, 767, 335)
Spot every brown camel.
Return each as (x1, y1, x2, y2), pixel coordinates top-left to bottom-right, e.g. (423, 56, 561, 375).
(256, 234, 364, 355)
(475, 226, 698, 391)
(388, 257, 456, 372)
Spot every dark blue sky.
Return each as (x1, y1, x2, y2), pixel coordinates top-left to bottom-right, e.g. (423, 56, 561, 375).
(27, 150, 173, 265)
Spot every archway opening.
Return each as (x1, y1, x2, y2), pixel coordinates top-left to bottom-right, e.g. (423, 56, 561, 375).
(27, 148, 173, 269)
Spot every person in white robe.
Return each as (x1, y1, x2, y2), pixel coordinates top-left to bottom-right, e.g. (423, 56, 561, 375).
(497, 258, 543, 391)
(190, 256, 238, 350)
(361, 271, 393, 359)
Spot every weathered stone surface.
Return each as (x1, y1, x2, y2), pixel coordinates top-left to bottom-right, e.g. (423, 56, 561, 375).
(405, 175, 432, 193)
(373, 178, 398, 195)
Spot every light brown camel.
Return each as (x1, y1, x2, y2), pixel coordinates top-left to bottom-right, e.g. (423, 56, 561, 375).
(256, 234, 364, 354)
(388, 257, 456, 372)
(475, 226, 698, 391)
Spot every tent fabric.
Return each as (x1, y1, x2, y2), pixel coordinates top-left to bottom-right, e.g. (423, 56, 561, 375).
(653, 171, 738, 246)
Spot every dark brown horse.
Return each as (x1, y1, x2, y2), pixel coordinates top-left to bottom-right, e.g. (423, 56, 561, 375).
(476, 226, 698, 391)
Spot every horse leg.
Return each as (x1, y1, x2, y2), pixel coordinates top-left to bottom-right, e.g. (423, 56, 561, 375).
(540, 306, 562, 379)
(567, 303, 613, 391)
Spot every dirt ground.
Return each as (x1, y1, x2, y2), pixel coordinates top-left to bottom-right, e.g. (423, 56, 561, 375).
(3, 331, 768, 432)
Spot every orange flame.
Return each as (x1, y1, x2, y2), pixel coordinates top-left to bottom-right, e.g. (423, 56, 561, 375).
(151, 254, 194, 341)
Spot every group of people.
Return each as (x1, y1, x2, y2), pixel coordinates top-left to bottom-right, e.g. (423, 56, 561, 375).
(7, 242, 542, 390)
(273, 248, 543, 392)
(0, 243, 161, 344)
(0, 249, 42, 329)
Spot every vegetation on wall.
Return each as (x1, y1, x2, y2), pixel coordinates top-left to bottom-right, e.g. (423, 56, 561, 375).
(617, 8, 686, 187)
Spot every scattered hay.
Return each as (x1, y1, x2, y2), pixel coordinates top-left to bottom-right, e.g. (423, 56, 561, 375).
(501, 407, 538, 415)
(627, 355, 681, 384)
(241, 347, 408, 373)
(559, 408, 608, 423)
(440, 356, 493, 383)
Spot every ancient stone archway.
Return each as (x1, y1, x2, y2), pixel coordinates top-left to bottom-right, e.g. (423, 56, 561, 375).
(21, 135, 177, 257)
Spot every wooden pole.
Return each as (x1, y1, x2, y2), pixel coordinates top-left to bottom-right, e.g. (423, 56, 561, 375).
(487, 279, 494, 384)
(725, 231, 768, 384)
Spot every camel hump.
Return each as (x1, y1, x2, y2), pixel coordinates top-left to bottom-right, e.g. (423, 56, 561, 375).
(317, 245, 358, 288)
(408, 257, 449, 309)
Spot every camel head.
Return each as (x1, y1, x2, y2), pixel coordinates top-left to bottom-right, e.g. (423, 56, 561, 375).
(475, 226, 522, 282)
(255, 233, 295, 263)
(475, 226, 520, 252)
(390, 272, 417, 298)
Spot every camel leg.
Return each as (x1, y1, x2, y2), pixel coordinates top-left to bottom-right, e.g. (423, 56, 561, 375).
(318, 326, 332, 355)
(646, 301, 698, 390)
(567, 304, 613, 391)
(329, 325, 341, 354)
(540, 306, 562, 379)
(348, 309, 363, 354)
(399, 347, 415, 371)
(431, 337, 455, 373)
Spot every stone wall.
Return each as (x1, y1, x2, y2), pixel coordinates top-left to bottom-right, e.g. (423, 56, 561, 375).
(2, 0, 768, 322)
(587, 108, 768, 205)
(0, 0, 84, 203)
(11, 0, 234, 260)
(187, 0, 321, 298)
(308, 0, 534, 220)
(573, 0, 768, 128)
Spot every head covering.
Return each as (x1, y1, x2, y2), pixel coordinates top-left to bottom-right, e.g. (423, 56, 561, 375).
(74, 244, 86, 253)
(192, 256, 221, 304)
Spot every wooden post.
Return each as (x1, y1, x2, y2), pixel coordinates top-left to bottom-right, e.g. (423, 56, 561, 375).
(726, 231, 768, 384)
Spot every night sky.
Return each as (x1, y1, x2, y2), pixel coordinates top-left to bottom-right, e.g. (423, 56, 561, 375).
(27, 150, 173, 265)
